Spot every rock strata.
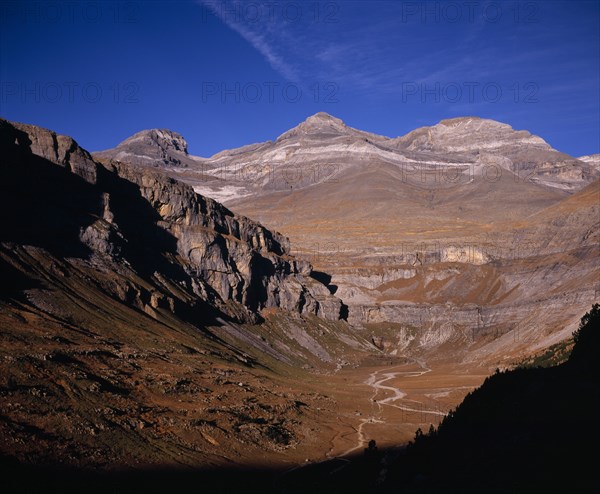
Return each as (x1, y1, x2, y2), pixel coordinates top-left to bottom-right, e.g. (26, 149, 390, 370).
(0, 118, 343, 322)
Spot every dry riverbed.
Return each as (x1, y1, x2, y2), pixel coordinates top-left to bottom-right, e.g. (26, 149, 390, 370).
(296, 356, 489, 462)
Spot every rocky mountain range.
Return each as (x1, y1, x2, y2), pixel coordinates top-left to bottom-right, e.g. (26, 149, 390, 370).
(1, 119, 344, 323)
(1, 113, 598, 490)
(0, 117, 373, 473)
(95, 112, 600, 365)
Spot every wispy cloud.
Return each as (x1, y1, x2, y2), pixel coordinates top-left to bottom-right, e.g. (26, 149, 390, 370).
(198, 0, 599, 118)
(199, 0, 299, 81)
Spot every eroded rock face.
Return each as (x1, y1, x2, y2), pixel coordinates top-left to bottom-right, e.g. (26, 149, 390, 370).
(391, 116, 597, 191)
(105, 162, 342, 320)
(1, 119, 98, 184)
(392, 117, 550, 154)
(67, 114, 599, 359)
(0, 118, 343, 322)
(94, 128, 201, 168)
(578, 154, 600, 171)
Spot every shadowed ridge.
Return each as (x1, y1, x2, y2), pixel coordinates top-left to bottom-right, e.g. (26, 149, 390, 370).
(1, 117, 344, 322)
(0, 447, 394, 494)
(381, 304, 600, 493)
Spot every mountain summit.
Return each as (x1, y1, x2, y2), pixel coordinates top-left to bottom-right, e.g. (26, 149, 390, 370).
(95, 114, 598, 193)
(391, 116, 553, 154)
(277, 112, 348, 140)
(94, 128, 199, 167)
(276, 112, 387, 143)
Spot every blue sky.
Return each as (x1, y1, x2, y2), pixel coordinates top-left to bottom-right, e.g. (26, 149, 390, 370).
(0, 0, 598, 157)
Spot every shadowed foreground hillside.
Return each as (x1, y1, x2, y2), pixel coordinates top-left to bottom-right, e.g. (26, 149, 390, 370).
(383, 304, 600, 493)
(2, 306, 597, 493)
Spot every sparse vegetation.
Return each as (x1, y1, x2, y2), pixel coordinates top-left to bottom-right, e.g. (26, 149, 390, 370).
(382, 304, 600, 493)
(516, 338, 574, 368)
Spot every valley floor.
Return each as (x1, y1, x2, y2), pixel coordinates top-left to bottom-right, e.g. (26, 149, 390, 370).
(291, 358, 487, 463)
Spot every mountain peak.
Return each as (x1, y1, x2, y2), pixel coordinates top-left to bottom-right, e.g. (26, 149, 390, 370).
(304, 111, 344, 125)
(277, 112, 348, 140)
(122, 128, 189, 155)
(93, 128, 194, 167)
(394, 116, 551, 153)
(437, 116, 509, 130)
(577, 153, 600, 171)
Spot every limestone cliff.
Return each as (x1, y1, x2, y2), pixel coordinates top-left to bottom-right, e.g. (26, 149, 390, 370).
(0, 118, 342, 322)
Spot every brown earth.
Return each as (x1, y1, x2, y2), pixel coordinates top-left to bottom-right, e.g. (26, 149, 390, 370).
(1, 114, 597, 485)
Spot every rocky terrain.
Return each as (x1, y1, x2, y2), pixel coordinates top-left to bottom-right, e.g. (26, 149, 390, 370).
(1, 114, 598, 491)
(96, 113, 599, 365)
(94, 128, 205, 169)
(0, 118, 372, 473)
(2, 119, 343, 323)
(578, 152, 600, 170)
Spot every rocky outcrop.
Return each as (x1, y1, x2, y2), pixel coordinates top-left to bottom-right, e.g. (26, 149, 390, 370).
(578, 153, 600, 171)
(0, 118, 343, 322)
(94, 128, 202, 168)
(1, 119, 98, 184)
(104, 161, 342, 320)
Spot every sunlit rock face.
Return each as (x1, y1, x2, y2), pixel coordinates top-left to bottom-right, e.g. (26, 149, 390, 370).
(92, 113, 600, 358)
(1, 118, 343, 322)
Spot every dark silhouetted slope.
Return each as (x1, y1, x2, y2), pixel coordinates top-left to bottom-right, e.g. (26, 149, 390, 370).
(384, 304, 600, 493)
